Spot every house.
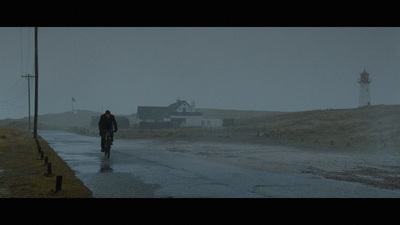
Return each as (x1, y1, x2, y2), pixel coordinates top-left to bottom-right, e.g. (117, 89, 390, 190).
(137, 99, 203, 129)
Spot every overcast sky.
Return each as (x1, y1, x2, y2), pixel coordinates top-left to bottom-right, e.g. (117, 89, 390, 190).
(1, 27, 400, 120)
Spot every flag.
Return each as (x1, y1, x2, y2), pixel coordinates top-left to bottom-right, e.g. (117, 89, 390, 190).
(72, 97, 76, 102)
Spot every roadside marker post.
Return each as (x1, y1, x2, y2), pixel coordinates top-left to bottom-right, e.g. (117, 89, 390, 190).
(55, 175, 62, 192)
(47, 162, 52, 174)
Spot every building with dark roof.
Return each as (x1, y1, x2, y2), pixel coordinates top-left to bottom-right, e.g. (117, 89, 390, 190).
(137, 99, 203, 128)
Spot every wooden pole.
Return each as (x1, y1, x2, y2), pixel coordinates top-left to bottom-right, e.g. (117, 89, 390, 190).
(33, 27, 38, 139)
(21, 74, 34, 131)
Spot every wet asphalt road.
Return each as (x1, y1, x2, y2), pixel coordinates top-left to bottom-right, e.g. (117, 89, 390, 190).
(38, 130, 400, 198)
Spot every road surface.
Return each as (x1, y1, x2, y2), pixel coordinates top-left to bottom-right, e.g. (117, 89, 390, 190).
(38, 130, 400, 198)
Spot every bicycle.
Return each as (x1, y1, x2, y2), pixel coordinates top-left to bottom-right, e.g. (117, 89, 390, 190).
(102, 129, 114, 158)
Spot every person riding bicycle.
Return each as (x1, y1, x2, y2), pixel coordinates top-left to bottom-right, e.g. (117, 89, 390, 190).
(98, 110, 118, 152)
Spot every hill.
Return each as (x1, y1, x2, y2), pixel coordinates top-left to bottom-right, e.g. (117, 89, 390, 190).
(239, 104, 400, 150)
(1, 105, 400, 150)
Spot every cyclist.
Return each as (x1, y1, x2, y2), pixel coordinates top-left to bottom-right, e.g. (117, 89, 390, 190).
(98, 110, 118, 152)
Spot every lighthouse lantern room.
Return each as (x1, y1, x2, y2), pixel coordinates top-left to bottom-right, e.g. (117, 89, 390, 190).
(358, 69, 371, 107)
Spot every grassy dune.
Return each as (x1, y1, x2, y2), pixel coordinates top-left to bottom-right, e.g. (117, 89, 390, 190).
(238, 105, 400, 150)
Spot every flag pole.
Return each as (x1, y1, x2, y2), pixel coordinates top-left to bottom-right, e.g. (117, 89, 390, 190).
(72, 97, 76, 113)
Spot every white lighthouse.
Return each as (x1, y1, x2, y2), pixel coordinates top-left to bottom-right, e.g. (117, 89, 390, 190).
(358, 69, 371, 107)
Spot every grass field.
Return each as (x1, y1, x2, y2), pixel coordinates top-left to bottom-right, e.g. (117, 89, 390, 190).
(0, 126, 92, 198)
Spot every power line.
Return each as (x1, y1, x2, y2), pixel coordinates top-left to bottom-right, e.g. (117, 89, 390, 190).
(19, 28, 32, 76)
(0, 78, 26, 104)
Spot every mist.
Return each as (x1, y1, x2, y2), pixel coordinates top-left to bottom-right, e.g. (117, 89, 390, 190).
(1, 27, 400, 120)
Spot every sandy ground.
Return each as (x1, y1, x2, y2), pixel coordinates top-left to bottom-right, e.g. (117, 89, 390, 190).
(153, 138, 400, 191)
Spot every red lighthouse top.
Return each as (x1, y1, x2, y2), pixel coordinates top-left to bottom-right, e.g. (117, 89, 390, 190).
(358, 69, 371, 84)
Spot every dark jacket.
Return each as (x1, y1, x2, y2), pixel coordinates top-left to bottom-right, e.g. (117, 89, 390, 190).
(98, 114, 118, 131)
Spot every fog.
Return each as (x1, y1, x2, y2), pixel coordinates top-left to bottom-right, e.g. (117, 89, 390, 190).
(1, 27, 400, 120)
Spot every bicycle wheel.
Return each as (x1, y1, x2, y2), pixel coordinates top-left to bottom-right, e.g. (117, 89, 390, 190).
(105, 146, 110, 158)
(104, 132, 111, 158)
(105, 138, 111, 158)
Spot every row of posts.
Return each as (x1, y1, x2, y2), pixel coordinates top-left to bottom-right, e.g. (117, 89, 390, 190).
(35, 138, 62, 193)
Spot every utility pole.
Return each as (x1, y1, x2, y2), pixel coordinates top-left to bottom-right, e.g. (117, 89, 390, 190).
(33, 27, 38, 139)
(21, 74, 35, 131)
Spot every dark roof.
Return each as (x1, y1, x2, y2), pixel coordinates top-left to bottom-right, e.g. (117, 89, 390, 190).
(137, 100, 202, 120)
(137, 106, 169, 120)
(360, 68, 369, 75)
(167, 100, 189, 112)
